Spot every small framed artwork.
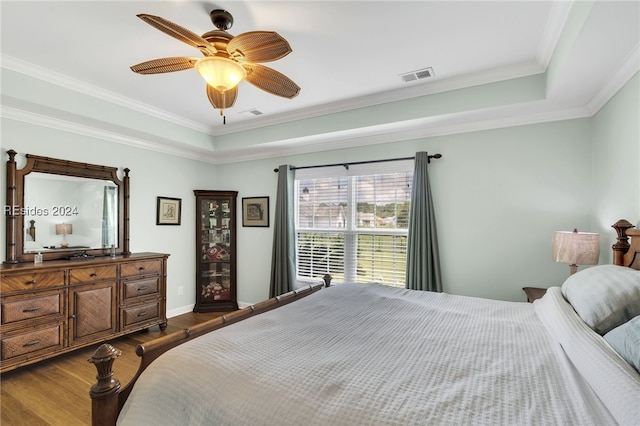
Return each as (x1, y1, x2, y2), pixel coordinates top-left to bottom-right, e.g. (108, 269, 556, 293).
(242, 197, 269, 227)
(156, 196, 182, 225)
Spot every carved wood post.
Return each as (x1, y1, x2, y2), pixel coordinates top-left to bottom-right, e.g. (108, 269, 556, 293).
(611, 219, 634, 266)
(88, 344, 122, 426)
(123, 168, 131, 255)
(5, 149, 18, 263)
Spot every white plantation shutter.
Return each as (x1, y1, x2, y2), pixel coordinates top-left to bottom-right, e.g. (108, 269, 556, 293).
(295, 162, 413, 287)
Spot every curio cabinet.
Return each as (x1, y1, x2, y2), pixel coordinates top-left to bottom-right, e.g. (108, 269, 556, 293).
(194, 190, 238, 312)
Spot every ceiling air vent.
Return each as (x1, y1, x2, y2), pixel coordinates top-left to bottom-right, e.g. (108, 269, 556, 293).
(239, 109, 264, 117)
(399, 67, 434, 83)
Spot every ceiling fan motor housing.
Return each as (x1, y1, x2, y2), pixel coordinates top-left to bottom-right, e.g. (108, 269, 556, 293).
(210, 10, 233, 30)
(202, 30, 233, 57)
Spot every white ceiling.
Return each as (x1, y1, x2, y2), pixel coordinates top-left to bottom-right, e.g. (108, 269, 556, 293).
(1, 1, 639, 159)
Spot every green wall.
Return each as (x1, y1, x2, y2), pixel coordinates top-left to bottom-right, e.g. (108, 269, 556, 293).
(2, 74, 638, 309)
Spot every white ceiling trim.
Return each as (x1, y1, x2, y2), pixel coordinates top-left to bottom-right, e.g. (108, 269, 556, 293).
(2, 91, 591, 167)
(1, 104, 218, 164)
(2, 60, 630, 167)
(211, 60, 546, 136)
(206, 104, 594, 164)
(1, 54, 212, 135)
(2, 53, 547, 140)
(536, 0, 574, 68)
(585, 42, 640, 115)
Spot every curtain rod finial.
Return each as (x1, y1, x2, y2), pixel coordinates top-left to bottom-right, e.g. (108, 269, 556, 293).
(427, 153, 443, 163)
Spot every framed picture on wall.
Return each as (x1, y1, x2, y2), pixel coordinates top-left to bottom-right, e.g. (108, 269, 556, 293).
(156, 196, 182, 225)
(242, 197, 269, 227)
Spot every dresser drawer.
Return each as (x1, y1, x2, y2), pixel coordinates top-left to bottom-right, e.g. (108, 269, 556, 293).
(1, 324, 63, 361)
(121, 301, 159, 329)
(1, 290, 63, 325)
(122, 277, 159, 301)
(69, 265, 117, 284)
(121, 259, 162, 277)
(0, 271, 65, 293)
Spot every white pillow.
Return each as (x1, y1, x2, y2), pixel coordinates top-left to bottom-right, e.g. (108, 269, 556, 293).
(23, 240, 45, 252)
(604, 315, 640, 372)
(561, 265, 640, 334)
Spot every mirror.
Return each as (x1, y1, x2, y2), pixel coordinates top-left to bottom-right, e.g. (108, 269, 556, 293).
(4, 150, 130, 263)
(23, 173, 119, 253)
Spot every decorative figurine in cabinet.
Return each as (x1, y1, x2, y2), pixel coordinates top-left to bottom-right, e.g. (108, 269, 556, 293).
(194, 190, 238, 312)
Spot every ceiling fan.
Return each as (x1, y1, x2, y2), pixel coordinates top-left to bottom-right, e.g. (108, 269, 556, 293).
(130, 9, 300, 121)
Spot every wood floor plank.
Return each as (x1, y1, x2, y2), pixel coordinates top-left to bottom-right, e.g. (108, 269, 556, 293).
(1, 311, 223, 426)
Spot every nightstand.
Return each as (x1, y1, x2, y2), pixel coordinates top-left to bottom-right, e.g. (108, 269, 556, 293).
(522, 287, 547, 303)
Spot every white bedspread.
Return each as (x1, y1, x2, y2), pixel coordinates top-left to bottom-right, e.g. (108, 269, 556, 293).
(118, 283, 622, 426)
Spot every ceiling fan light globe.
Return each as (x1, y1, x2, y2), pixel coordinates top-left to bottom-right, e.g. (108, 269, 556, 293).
(195, 57, 246, 91)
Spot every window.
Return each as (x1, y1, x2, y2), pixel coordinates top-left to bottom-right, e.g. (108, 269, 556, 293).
(295, 161, 413, 287)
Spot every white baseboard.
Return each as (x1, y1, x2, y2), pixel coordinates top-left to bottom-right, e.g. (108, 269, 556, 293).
(167, 302, 251, 318)
(167, 304, 195, 318)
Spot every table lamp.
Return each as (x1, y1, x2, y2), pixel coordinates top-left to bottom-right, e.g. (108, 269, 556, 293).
(552, 229, 599, 275)
(56, 223, 73, 248)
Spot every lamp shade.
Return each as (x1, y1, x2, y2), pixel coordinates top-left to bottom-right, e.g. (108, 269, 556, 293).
(194, 57, 246, 92)
(55, 223, 72, 235)
(552, 229, 599, 269)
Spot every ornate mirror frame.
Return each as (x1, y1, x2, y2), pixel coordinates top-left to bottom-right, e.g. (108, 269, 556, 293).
(4, 149, 130, 263)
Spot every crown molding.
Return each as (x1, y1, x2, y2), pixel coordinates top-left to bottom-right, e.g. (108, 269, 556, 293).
(1, 54, 546, 140)
(537, 0, 574, 68)
(1, 54, 214, 135)
(585, 42, 640, 114)
(1, 103, 218, 164)
(209, 61, 546, 136)
(207, 103, 593, 164)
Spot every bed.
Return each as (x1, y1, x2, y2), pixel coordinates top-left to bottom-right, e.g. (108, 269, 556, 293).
(89, 220, 640, 426)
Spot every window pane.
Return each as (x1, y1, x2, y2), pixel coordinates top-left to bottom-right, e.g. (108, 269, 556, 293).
(297, 177, 347, 229)
(355, 173, 412, 230)
(297, 232, 345, 282)
(356, 234, 407, 287)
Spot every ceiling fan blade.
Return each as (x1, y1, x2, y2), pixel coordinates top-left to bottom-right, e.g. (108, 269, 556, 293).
(243, 64, 300, 99)
(131, 57, 198, 74)
(206, 85, 238, 110)
(227, 31, 292, 63)
(137, 14, 217, 56)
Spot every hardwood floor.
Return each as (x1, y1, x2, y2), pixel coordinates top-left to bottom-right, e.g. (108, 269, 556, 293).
(1, 311, 224, 426)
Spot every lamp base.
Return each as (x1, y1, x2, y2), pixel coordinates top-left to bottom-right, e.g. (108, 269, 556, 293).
(569, 264, 578, 275)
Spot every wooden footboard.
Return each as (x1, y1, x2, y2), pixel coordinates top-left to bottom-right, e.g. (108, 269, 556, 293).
(88, 281, 327, 426)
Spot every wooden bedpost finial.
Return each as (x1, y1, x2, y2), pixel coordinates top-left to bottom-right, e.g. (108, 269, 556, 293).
(88, 343, 121, 394)
(323, 274, 332, 287)
(612, 219, 635, 266)
(88, 344, 122, 426)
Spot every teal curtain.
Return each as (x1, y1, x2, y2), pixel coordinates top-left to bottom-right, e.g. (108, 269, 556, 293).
(270, 165, 297, 297)
(406, 152, 442, 292)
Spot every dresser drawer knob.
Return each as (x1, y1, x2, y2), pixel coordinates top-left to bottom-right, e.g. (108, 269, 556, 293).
(26, 279, 37, 285)
(90, 273, 98, 277)
(23, 340, 41, 347)
(138, 267, 145, 271)
(22, 307, 41, 313)
(137, 286, 148, 291)
(137, 311, 148, 317)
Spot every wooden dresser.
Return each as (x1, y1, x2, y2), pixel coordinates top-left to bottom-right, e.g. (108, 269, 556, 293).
(0, 252, 168, 373)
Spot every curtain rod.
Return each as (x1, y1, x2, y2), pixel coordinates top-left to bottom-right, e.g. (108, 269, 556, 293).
(273, 153, 442, 173)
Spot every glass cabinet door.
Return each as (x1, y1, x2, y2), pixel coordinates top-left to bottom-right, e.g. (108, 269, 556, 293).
(194, 191, 238, 312)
